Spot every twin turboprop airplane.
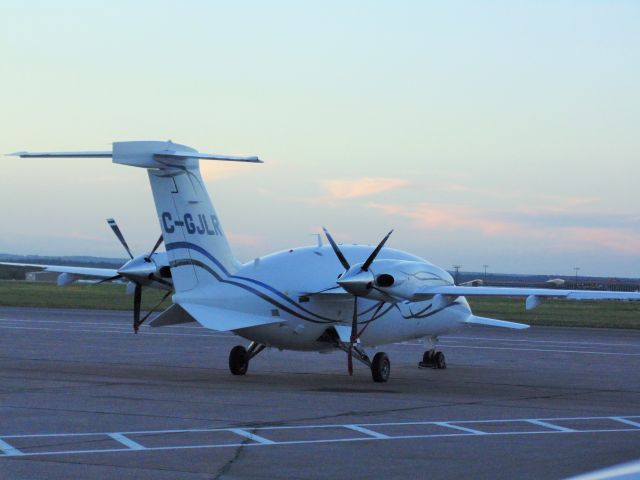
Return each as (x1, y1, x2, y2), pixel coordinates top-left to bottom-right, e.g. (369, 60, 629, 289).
(8, 140, 640, 382)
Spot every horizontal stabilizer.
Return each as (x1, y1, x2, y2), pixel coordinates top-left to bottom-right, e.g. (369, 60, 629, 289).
(154, 151, 262, 163)
(179, 303, 283, 332)
(10, 144, 261, 164)
(9, 151, 112, 158)
(149, 304, 197, 328)
(466, 315, 529, 329)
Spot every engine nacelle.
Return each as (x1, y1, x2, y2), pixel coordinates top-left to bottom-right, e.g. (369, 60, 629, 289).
(368, 260, 454, 302)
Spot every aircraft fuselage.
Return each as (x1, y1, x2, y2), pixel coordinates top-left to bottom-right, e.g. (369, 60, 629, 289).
(173, 244, 471, 351)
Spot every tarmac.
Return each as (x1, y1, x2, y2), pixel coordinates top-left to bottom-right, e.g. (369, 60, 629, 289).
(0, 306, 639, 479)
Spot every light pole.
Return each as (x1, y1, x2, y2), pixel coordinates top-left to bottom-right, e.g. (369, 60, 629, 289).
(574, 267, 580, 288)
(483, 264, 489, 283)
(453, 265, 461, 285)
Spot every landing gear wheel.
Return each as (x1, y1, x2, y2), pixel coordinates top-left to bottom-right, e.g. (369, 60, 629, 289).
(371, 352, 391, 383)
(434, 351, 447, 369)
(422, 350, 435, 364)
(419, 349, 436, 368)
(229, 345, 249, 375)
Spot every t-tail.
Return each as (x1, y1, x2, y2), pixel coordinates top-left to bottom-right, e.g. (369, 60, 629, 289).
(11, 140, 262, 294)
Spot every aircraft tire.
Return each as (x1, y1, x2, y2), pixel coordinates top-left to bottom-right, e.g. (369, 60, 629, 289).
(371, 352, 391, 383)
(434, 351, 447, 369)
(420, 349, 436, 367)
(229, 345, 249, 375)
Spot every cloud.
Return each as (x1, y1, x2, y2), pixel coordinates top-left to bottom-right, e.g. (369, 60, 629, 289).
(322, 177, 410, 199)
(367, 201, 640, 254)
(561, 227, 640, 254)
(227, 232, 262, 247)
(200, 162, 249, 182)
(368, 202, 516, 235)
(434, 184, 600, 208)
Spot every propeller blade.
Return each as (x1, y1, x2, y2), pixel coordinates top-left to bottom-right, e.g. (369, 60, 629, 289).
(107, 218, 134, 259)
(322, 227, 350, 271)
(348, 296, 358, 376)
(304, 285, 342, 296)
(133, 283, 142, 333)
(96, 274, 122, 284)
(149, 234, 164, 256)
(361, 229, 394, 272)
(148, 274, 173, 288)
(371, 300, 386, 319)
(136, 290, 172, 331)
(370, 285, 403, 303)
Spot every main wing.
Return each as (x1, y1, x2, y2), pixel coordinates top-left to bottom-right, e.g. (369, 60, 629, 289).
(0, 261, 118, 286)
(414, 285, 640, 310)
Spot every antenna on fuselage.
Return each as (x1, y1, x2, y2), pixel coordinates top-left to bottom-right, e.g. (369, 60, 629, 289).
(312, 233, 323, 249)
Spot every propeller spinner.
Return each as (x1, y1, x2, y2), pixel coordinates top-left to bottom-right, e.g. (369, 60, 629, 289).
(105, 218, 170, 333)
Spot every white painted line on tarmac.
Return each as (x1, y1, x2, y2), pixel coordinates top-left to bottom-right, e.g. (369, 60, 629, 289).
(0, 325, 227, 338)
(526, 419, 575, 432)
(611, 417, 640, 428)
(0, 438, 24, 456)
(228, 428, 275, 445)
(0, 318, 205, 330)
(434, 422, 485, 434)
(108, 433, 146, 450)
(344, 424, 390, 439)
(416, 344, 640, 357)
(0, 415, 637, 457)
(4, 415, 638, 440)
(445, 336, 640, 349)
(3, 428, 640, 458)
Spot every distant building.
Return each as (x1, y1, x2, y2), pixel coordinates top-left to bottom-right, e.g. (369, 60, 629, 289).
(25, 271, 59, 283)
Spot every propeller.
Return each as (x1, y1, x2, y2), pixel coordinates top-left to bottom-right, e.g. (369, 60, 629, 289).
(107, 218, 134, 259)
(348, 296, 357, 375)
(322, 227, 393, 375)
(105, 218, 167, 332)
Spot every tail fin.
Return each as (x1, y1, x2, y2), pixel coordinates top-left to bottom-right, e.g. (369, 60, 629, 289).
(12, 140, 262, 293)
(115, 141, 261, 293)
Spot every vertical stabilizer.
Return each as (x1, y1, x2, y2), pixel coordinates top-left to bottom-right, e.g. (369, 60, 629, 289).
(112, 141, 261, 292)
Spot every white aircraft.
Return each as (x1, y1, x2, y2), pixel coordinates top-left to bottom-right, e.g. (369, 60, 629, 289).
(8, 141, 640, 382)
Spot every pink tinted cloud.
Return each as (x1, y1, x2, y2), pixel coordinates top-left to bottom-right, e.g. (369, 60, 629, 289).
(227, 232, 262, 247)
(323, 177, 410, 199)
(200, 162, 247, 181)
(368, 202, 640, 254)
(562, 227, 640, 254)
(368, 202, 518, 236)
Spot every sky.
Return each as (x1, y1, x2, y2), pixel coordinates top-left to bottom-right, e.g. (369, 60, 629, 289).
(1, 0, 639, 277)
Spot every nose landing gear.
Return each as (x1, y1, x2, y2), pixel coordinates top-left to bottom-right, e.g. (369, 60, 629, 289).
(335, 340, 391, 382)
(371, 352, 391, 382)
(419, 349, 447, 369)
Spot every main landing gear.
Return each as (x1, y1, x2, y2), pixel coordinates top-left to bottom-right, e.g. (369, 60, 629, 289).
(229, 341, 266, 375)
(419, 349, 447, 369)
(371, 352, 390, 383)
